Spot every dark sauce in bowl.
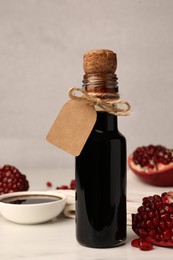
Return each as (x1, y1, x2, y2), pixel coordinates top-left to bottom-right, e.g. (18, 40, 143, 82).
(0, 195, 61, 205)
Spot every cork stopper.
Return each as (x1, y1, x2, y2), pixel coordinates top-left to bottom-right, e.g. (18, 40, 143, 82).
(83, 49, 117, 74)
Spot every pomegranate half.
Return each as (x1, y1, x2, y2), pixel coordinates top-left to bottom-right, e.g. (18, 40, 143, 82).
(128, 145, 173, 186)
(132, 192, 173, 248)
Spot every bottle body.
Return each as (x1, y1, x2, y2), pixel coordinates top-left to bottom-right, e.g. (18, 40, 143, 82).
(75, 111, 126, 248)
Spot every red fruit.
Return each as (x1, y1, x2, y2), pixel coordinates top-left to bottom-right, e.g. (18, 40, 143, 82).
(0, 165, 29, 195)
(70, 180, 76, 190)
(132, 192, 173, 247)
(128, 145, 173, 186)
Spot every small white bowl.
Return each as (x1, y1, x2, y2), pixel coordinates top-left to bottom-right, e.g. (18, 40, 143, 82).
(0, 191, 66, 224)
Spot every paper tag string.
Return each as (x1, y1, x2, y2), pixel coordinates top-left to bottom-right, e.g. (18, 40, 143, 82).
(69, 87, 131, 116)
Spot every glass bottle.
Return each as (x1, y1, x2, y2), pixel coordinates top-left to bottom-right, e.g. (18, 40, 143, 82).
(75, 50, 127, 248)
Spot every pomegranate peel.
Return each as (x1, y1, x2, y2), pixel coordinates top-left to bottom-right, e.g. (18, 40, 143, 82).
(128, 145, 173, 186)
(132, 192, 173, 248)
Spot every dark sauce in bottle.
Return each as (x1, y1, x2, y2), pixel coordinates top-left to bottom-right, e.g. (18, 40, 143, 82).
(75, 112, 126, 248)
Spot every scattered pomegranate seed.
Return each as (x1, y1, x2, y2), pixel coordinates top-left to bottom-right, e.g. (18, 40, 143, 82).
(58, 185, 69, 190)
(46, 180, 76, 190)
(131, 238, 153, 251)
(46, 181, 52, 188)
(70, 180, 76, 190)
(139, 240, 153, 251)
(131, 238, 140, 248)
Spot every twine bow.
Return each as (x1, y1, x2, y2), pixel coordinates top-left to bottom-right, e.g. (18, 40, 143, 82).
(69, 87, 131, 116)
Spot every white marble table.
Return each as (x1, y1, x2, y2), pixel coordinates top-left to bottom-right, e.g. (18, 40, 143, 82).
(0, 168, 172, 260)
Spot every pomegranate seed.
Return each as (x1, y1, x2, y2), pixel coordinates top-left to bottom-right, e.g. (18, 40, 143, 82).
(159, 221, 166, 230)
(148, 210, 155, 218)
(164, 204, 173, 213)
(142, 197, 149, 203)
(139, 240, 153, 251)
(167, 220, 173, 229)
(153, 218, 159, 226)
(141, 221, 147, 228)
(131, 239, 140, 248)
(7, 183, 12, 189)
(143, 200, 150, 207)
(58, 185, 69, 190)
(142, 214, 148, 221)
(156, 201, 163, 209)
(149, 229, 157, 238)
(146, 220, 153, 229)
(46, 181, 52, 188)
(161, 213, 169, 221)
(153, 194, 161, 202)
(138, 206, 145, 213)
(148, 164, 154, 170)
(164, 230, 172, 240)
(138, 229, 147, 238)
(70, 180, 76, 190)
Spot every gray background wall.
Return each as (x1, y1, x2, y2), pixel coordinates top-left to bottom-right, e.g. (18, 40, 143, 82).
(0, 0, 173, 170)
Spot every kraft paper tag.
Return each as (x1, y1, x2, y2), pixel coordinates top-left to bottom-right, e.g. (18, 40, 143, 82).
(46, 100, 97, 156)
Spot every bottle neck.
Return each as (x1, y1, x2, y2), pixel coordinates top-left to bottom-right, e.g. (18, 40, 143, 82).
(82, 73, 118, 94)
(82, 72, 119, 131)
(94, 112, 118, 131)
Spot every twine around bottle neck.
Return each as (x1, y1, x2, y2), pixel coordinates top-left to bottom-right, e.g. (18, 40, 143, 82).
(68, 73, 131, 116)
(68, 88, 131, 116)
